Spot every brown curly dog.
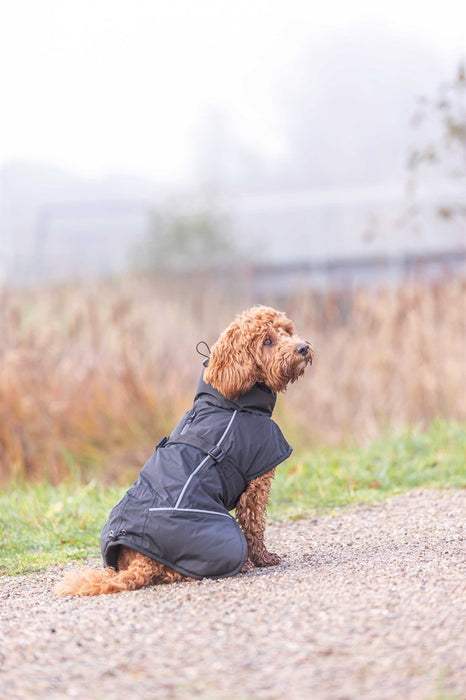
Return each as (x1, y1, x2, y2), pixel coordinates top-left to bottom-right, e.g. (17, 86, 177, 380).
(56, 306, 313, 596)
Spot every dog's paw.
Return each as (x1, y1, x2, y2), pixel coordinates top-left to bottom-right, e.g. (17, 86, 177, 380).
(241, 558, 255, 573)
(253, 550, 281, 568)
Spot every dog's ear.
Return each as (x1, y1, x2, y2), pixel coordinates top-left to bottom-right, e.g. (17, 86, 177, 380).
(204, 321, 258, 399)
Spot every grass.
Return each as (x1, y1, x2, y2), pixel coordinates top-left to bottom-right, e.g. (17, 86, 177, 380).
(268, 419, 466, 519)
(1, 420, 464, 577)
(0, 481, 126, 576)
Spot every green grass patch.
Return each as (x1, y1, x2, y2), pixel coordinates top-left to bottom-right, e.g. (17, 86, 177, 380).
(0, 481, 125, 576)
(1, 420, 464, 576)
(269, 419, 466, 519)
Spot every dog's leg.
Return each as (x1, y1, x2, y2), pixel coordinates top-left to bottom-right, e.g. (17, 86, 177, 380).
(235, 469, 280, 571)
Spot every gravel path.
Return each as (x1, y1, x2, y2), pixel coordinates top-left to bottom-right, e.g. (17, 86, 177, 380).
(1, 489, 465, 700)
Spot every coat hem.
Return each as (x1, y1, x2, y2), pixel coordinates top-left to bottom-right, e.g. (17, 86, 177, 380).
(103, 536, 248, 581)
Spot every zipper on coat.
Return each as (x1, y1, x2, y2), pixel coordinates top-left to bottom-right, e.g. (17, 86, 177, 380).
(179, 409, 196, 435)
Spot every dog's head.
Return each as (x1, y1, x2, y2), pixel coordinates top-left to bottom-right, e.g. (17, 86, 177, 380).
(204, 306, 313, 399)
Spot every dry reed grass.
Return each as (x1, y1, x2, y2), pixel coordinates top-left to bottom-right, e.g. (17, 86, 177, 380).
(1, 275, 464, 484)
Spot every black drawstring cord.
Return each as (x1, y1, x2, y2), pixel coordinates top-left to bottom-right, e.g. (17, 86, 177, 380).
(196, 341, 211, 359)
(196, 341, 211, 367)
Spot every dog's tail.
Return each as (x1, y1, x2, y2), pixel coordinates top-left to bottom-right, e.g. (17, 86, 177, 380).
(55, 556, 153, 596)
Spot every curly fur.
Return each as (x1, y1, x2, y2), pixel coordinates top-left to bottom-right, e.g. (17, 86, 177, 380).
(56, 306, 312, 596)
(204, 306, 311, 398)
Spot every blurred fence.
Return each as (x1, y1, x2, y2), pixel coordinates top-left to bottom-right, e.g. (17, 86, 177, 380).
(247, 248, 466, 296)
(150, 248, 466, 302)
(1, 179, 464, 289)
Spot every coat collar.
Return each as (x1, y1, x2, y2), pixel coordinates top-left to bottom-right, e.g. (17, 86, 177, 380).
(195, 369, 277, 416)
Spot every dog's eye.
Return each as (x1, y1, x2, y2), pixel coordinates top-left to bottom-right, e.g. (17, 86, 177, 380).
(264, 337, 273, 346)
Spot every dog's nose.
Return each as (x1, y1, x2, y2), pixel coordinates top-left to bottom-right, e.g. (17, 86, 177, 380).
(296, 343, 310, 357)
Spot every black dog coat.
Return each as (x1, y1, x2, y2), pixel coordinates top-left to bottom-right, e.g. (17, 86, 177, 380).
(101, 369, 292, 579)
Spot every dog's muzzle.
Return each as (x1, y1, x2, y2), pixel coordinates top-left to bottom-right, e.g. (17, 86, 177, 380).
(295, 342, 313, 367)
